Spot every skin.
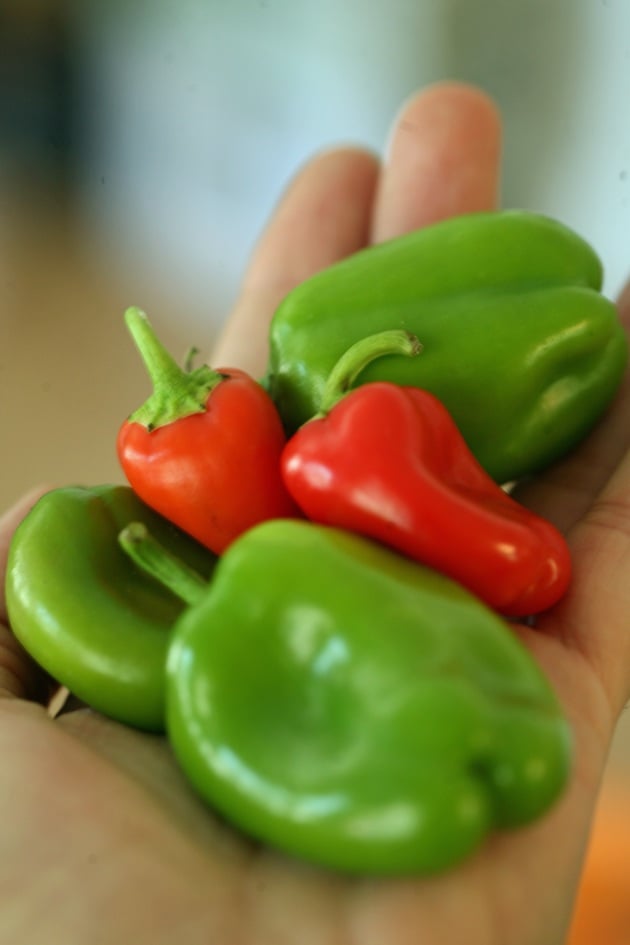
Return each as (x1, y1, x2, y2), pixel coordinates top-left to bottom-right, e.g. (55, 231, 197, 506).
(1, 81, 629, 944)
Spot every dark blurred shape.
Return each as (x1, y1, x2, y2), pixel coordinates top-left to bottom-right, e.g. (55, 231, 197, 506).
(0, 2, 78, 191)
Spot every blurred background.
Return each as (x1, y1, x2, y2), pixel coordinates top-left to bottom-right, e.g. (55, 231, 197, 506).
(1, 2, 629, 938)
(2, 0, 630, 497)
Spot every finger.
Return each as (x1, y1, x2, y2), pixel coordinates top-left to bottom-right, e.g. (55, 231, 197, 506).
(212, 82, 503, 376)
(211, 147, 380, 375)
(371, 81, 502, 242)
(617, 276, 630, 321)
(0, 487, 51, 625)
(513, 286, 630, 533)
(0, 487, 54, 702)
(542, 446, 630, 716)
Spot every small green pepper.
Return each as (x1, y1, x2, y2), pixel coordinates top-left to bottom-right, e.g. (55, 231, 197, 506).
(266, 210, 627, 483)
(165, 518, 571, 875)
(5, 485, 216, 731)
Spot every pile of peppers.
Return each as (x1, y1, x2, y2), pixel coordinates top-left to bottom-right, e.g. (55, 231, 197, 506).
(6, 209, 628, 875)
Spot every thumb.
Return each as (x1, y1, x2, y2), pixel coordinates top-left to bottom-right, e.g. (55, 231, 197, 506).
(545, 448, 630, 719)
(0, 488, 55, 702)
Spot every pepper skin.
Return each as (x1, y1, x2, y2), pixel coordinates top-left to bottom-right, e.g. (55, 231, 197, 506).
(266, 210, 628, 483)
(282, 382, 571, 617)
(118, 307, 299, 554)
(5, 485, 216, 731)
(166, 519, 572, 875)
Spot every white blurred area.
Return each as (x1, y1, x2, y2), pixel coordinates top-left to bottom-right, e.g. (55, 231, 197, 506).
(1, 0, 629, 499)
(70, 0, 630, 331)
(71, 1, 445, 332)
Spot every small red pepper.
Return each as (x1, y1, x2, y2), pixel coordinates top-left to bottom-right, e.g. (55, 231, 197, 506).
(281, 331, 571, 617)
(118, 307, 299, 554)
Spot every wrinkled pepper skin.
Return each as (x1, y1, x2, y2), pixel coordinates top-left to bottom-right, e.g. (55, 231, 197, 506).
(267, 210, 628, 483)
(5, 485, 216, 731)
(166, 519, 572, 875)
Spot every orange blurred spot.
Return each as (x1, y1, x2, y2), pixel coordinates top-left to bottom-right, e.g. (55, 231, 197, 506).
(567, 776, 630, 945)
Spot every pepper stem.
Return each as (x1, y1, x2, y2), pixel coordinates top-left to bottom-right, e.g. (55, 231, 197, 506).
(118, 521, 208, 606)
(124, 306, 224, 431)
(318, 329, 423, 416)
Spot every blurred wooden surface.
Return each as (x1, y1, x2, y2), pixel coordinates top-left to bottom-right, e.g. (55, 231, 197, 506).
(0, 185, 219, 508)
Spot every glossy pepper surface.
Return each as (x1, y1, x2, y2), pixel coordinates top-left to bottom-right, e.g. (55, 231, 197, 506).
(282, 331, 571, 616)
(5, 484, 216, 730)
(266, 210, 628, 483)
(166, 518, 572, 875)
(118, 307, 298, 554)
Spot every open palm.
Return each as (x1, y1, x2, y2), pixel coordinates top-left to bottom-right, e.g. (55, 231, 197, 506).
(2, 83, 629, 945)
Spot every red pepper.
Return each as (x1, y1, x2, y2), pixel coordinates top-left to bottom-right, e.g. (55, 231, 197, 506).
(281, 331, 571, 617)
(118, 307, 299, 554)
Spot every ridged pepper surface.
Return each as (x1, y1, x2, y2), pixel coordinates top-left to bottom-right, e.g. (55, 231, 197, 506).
(166, 519, 572, 875)
(267, 210, 627, 483)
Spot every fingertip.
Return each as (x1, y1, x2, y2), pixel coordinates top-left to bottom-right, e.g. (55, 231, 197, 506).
(419, 80, 501, 125)
(385, 80, 502, 152)
(244, 144, 381, 293)
(375, 80, 503, 240)
(213, 146, 381, 373)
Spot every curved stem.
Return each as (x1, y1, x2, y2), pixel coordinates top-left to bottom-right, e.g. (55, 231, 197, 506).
(118, 521, 209, 606)
(318, 329, 422, 416)
(125, 306, 185, 391)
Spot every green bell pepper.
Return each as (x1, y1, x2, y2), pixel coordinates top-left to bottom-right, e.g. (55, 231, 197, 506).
(5, 485, 216, 731)
(165, 518, 571, 875)
(266, 210, 627, 484)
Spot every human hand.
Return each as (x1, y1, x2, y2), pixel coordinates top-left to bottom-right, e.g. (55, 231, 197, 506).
(2, 82, 629, 945)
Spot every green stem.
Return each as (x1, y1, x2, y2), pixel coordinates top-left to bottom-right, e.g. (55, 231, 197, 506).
(125, 306, 224, 431)
(318, 329, 422, 415)
(118, 521, 208, 606)
(125, 306, 184, 389)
